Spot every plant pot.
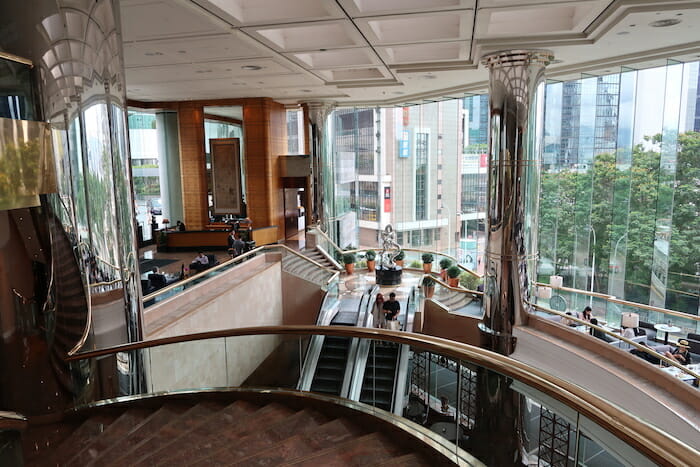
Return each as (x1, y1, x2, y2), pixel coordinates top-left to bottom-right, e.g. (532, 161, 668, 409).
(448, 277, 459, 287)
(395, 260, 404, 268)
(424, 285, 435, 298)
(345, 263, 355, 275)
(367, 260, 375, 272)
(423, 263, 432, 273)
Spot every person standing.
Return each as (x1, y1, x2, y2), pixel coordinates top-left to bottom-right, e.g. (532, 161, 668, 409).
(373, 293, 385, 328)
(383, 292, 400, 329)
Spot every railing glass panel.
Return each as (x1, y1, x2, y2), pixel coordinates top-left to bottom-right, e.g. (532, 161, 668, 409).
(66, 328, 692, 466)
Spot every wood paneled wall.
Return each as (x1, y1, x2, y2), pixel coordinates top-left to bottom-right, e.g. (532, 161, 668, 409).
(243, 98, 287, 237)
(177, 104, 208, 230)
(130, 98, 288, 235)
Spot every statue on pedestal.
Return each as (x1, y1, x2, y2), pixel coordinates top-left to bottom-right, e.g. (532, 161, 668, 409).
(377, 224, 402, 285)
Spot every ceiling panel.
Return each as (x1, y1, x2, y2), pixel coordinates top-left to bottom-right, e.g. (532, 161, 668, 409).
(338, 0, 474, 16)
(123, 32, 267, 67)
(204, 0, 345, 25)
(377, 42, 469, 65)
(355, 10, 474, 45)
(243, 20, 367, 52)
(288, 48, 381, 69)
(120, 0, 700, 106)
(120, 0, 227, 42)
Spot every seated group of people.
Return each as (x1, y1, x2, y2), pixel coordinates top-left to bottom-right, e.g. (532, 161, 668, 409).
(189, 251, 210, 273)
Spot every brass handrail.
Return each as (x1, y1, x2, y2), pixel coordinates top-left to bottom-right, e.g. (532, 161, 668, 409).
(64, 325, 700, 466)
(528, 302, 700, 382)
(536, 281, 700, 323)
(143, 244, 338, 303)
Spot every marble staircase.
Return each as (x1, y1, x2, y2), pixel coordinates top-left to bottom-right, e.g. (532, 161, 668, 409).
(21, 398, 446, 466)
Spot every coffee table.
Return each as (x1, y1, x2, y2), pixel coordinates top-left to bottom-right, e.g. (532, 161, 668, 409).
(654, 323, 681, 345)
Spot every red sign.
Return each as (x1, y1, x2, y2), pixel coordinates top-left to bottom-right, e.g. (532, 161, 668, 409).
(480, 153, 488, 168)
(402, 107, 409, 127)
(384, 187, 391, 212)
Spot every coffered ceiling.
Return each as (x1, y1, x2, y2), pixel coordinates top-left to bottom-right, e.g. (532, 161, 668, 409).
(120, 0, 700, 105)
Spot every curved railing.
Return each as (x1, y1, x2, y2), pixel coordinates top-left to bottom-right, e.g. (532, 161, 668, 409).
(529, 301, 700, 383)
(65, 326, 700, 466)
(142, 244, 339, 307)
(535, 281, 700, 339)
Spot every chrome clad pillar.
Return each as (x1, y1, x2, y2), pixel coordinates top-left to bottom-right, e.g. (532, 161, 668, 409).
(0, 0, 144, 416)
(306, 102, 335, 229)
(480, 50, 552, 355)
(156, 110, 184, 223)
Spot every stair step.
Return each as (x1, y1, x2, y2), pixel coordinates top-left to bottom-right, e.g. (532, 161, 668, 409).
(184, 408, 330, 466)
(86, 403, 192, 465)
(27, 414, 116, 465)
(145, 400, 264, 466)
(64, 408, 153, 466)
(378, 453, 436, 466)
(226, 417, 367, 466)
(104, 403, 225, 467)
(286, 432, 405, 466)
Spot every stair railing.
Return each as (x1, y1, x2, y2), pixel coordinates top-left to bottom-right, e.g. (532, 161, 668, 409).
(63, 325, 700, 467)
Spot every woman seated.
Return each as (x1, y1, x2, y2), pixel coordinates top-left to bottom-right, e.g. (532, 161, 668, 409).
(664, 339, 692, 365)
(561, 312, 578, 327)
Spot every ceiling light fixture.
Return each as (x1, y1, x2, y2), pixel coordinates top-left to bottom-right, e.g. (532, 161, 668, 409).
(617, 31, 630, 35)
(300, 89, 312, 93)
(241, 65, 263, 71)
(649, 18, 681, 27)
(145, 52, 164, 56)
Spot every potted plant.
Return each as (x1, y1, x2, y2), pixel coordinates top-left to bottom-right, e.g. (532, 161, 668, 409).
(421, 253, 434, 273)
(365, 249, 376, 272)
(439, 258, 453, 281)
(447, 265, 461, 287)
(343, 252, 356, 275)
(422, 276, 436, 298)
(394, 250, 405, 267)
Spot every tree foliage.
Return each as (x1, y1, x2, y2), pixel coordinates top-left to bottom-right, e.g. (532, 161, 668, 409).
(538, 131, 700, 312)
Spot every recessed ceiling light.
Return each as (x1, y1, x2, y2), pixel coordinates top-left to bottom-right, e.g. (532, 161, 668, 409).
(300, 89, 312, 93)
(241, 65, 263, 71)
(423, 74, 437, 80)
(617, 31, 630, 35)
(145, 52, 164, 56)
(392, 91, 404, 95)
(195, 69, 212, 74)
(178, 50, 186, 54)
(649, 18, 681, 27)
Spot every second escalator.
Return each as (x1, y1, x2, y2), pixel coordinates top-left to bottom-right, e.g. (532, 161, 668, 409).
(359, 340, 399, 411)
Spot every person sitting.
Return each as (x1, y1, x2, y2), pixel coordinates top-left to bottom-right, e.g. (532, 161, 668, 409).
(147, 267, 167, 290)
(561, 312, 578, 327)
(621, 325, 645, 339)
(189, 251, 209, 273)
(580, 306, 592, 322)
(176, 220, 186, 231)
(664, 339, 692, 365)
(589, 318, 614, 342)
(630, 342, 661, 365)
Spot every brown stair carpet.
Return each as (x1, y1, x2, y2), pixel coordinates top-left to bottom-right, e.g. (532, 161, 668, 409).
(23, 399, 438, 466)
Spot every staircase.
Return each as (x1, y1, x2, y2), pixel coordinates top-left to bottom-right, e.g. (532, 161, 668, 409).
(281, 249, 337, 287)
(310, 336, 351, 395)
(433, 287, 473, 313)
(21, 398, 444, 466)
(302, 247, 338, 270)
(360, 341, 400, 411)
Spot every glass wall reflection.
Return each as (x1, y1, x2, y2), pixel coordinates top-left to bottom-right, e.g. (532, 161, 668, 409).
(325, 60, 700, 315)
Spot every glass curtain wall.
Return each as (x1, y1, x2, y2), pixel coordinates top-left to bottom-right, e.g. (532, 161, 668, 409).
(539, 61, 700, 315)
(325, 60, 700, 316)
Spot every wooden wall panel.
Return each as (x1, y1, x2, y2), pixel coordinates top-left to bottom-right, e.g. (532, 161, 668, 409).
(177, 104, 208, 230)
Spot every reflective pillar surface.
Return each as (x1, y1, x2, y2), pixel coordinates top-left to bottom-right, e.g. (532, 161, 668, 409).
(480, 50, 552, 355)
(0, 0, 143, 415)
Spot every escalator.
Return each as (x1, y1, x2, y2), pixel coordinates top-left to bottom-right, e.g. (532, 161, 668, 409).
(309, 336, 351, 395)
(359, 341, 400, 411)
(300, 287, 376, 395)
